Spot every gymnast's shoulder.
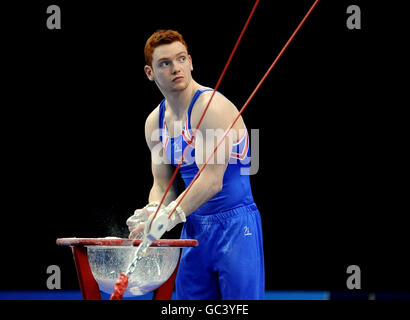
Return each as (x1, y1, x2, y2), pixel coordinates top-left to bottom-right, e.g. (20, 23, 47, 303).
(192, 89, 242, 130)
(144, 105, 161, 148)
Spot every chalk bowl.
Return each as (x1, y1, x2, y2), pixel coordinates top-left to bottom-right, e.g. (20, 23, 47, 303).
(87, 245, 179, 297)
(56, 238, 198, 298)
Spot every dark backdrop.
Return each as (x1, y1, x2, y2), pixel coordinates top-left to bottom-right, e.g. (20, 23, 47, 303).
(2, 0, 407, 293)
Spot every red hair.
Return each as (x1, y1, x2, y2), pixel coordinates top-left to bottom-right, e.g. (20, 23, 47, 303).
(144, 30, 188, 66)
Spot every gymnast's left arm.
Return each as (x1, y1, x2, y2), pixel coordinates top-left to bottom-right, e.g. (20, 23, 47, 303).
(174, 93, 236, 217)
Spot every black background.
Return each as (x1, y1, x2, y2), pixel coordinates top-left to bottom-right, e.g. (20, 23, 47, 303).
(1, 0, 408, 294)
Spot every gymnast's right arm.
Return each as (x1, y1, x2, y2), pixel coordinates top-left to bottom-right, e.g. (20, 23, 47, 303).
(126, 108, 177, 239)
(145, 107, 177, 205)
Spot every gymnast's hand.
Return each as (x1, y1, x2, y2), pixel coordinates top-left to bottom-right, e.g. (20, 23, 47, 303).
(142, 201, 187, 241)
(127, 202, 162, 239)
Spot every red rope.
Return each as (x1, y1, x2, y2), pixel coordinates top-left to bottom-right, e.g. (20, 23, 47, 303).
(168, 0, 320, 219)
(111, 0, 320, 301)
(110, 1, 261, 300)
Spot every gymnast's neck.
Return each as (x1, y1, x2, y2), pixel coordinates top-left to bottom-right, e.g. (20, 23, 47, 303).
(162, 79, 202, 119)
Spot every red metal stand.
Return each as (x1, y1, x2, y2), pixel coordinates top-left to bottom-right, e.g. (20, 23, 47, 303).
(71, 245, 101, 300)
(57, 238, 197, 300)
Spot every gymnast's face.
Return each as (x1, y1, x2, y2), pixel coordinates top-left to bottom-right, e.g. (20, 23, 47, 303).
(144, 41, 193, 92)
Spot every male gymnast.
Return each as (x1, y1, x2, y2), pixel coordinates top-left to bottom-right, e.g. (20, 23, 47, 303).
(126, 29, 264, 299)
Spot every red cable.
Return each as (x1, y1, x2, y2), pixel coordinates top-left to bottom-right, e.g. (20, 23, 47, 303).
(168, 0, 320, 219)
(111, 1, 260, 301)
(112, 0, 319, 301)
